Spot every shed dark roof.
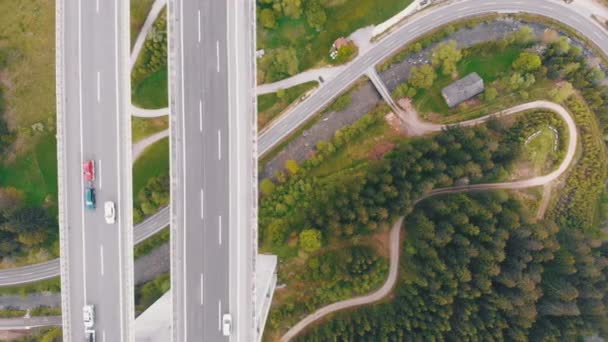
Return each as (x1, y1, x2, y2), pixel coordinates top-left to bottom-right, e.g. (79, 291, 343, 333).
(441, 72, 484, 108)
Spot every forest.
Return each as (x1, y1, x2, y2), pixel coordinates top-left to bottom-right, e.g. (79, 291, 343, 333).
(298, 193, 608, 340)
(261, 21, 608, 340)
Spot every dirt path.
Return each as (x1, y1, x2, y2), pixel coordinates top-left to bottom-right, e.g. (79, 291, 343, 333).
(281, 100, 578, 341)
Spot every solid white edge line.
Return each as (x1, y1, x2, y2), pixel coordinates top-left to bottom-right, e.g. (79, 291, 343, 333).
(98, 159, 102, 189)
(217, 129, 221, 160)
(100, 245, 104, 275)
(96, 0, 99, 13)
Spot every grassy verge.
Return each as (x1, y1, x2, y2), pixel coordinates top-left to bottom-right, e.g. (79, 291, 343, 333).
(135, 272, 169, 317)
(132, 116, 169, 143)
(134, 226, 170, 259)
(258, 0, 413, 81)
(131, 0, 156, 47)
(132, 67, 168, 109)
(308, 119, 400, 178)
(0, 277, 60, 296)
(0, 308, 26, 318)
(30, 306, 61, 316)
(259, 77, 368, 170)
(258, 81, 318, 130)
(132, 137, 169, 199)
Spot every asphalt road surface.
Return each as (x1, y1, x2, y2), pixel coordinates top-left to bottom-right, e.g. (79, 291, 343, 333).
(0, 208, 169, 287)
(169, 0, 231, 341)
(258, 0, 608, 156)
(56, 0, 133, 341)
(170, 0, 256, 339)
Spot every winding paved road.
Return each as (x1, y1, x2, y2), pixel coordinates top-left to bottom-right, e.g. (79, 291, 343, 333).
(281, 101, 578, 341)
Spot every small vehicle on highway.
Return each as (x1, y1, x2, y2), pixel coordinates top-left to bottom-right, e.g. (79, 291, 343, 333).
(83, 305, 95, 329)
(222, 313, 232, 336)
(83, 160, 95, 181)
(104, 201, 116, 224)
(85, 188, 96, 210)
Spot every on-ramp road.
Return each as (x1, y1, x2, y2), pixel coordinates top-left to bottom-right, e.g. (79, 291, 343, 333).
(281, 101, 578, 341)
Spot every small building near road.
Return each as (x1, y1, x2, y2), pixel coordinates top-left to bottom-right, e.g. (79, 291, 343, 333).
(441, 72, 485, 108)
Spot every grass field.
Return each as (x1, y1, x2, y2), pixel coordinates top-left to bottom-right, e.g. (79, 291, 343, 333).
(131, 0, 156, 47)
(258, 0, 412, 73)
(132, 137, 169, 199)
(0, 1, 55, 129)
(521, 127, 559, 175)
(132, 67, 168, 109)
(258, 81, 318, 130)
(132, 116, 169, 143)
(0, 133, 57, 209)
(458, 46, 520, 82)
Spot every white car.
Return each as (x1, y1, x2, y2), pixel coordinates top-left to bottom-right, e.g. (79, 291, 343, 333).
(83, 305, 95, 329)
(104, 201, 116, 224)
(222, 313, 232, 336)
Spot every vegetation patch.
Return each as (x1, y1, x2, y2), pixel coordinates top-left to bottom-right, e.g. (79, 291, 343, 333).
(131, 0, 156, 47)
(0, 307, 26, 318)
(301, 192, 608, 340)
(132, 137, 169, 198)
(132, 67, 168, 109)
(30, 306, 61, 316)
(131, 10, 167, 102)
(134, 226, 170, 259)
(132, 116, 169, 143)
(135, 272, 169, 317)
(257, 0, 413, 83)
(267, 244, 388, 337)
(258, 81, 318, 130)
(0, 277, 60, 296)
(275, 19, 608, 341)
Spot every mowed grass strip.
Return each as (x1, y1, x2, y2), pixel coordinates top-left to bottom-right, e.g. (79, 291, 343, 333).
(132, 67, 168, 109)
(132, 116, 169, 143)
(258, 0, 413, 71)
(132, 137, 169, 200)
(258, 81, 318, 130)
